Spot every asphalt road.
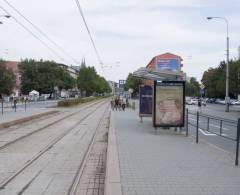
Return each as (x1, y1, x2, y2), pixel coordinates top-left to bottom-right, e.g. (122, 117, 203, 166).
(132, 99, 239, 156)
(186, 104, 239, 156)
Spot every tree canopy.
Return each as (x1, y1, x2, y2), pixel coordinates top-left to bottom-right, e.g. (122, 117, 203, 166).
(201, 59, 240, 98)
(19, 59, 76, 95)
(0, 60, 15, 97)
(77, 66, 111, 96)
(125, 73, 142, 96)
(185, 77, 200, 97)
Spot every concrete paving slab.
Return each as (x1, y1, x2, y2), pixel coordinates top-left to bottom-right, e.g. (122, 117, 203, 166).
(113, 108, 240, 195)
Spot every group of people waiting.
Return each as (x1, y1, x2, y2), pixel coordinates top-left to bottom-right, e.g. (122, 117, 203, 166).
(110, 97, 128, 111)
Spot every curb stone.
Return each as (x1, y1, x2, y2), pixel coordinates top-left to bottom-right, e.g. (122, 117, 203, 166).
(104, 111, 122, 195)
(0, 110, 59, 130)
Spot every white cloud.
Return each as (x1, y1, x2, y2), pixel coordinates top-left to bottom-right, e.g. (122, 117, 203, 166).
(0, 0, 239, 82)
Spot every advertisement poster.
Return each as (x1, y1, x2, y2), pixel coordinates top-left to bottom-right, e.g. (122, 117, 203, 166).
(153, 81, 185, 127)
(139, 85, 152, 117)
(156, 58, 180, 72)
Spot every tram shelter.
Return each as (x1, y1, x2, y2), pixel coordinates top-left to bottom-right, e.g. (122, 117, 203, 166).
(133, 53, 186, 127)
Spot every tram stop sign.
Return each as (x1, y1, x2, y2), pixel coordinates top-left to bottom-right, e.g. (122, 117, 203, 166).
(200, 88, 205, 97)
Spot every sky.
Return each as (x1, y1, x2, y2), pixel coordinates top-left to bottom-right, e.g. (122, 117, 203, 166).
(0, 0, 239, 82)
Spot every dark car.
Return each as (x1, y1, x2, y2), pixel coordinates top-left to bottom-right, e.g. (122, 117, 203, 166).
(206, 98, 216, 103)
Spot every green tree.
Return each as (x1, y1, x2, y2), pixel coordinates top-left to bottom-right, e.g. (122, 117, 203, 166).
(77, 66, 110, 96)
(19, 59, 76, 95)
(201, 59, 240, 98)
(0, 60, 15, 97)
(185, 77, 200, 97)
(95, 76, 111, 94)
(125, 73, 142, 96)
(77, 66, 98, 96)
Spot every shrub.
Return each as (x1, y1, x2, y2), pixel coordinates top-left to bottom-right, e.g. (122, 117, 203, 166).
(57, 96, 100, 107)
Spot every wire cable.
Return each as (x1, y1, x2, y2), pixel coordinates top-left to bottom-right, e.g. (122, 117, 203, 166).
(3, 0, 80, 65)
(74, 0, 104, 72)
(0, 6, 67, 62)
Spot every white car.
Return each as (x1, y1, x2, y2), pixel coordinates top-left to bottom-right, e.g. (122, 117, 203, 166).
(231, 100, 240, 105)
(191, 99, 198, 105)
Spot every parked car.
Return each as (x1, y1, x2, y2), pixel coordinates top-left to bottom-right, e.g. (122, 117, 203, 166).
(191, 99, 198, 105)
(186, 99, 193, 105)
(206, 98, 216, 104)
(215, 99, 225, 104)
(201, 99, 206, 106)
(231, 100, 240, 105)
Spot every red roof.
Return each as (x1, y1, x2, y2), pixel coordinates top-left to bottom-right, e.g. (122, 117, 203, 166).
(156, 53, 182, 60)
(146, 52, 183, 69)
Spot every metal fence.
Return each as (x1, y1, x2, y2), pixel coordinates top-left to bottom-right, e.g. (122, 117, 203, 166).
(1, 99, 27, 114)
(185, 108, 240, 166)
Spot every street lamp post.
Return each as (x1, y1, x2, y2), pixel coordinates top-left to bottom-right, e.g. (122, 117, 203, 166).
(207, 16, 230, 112)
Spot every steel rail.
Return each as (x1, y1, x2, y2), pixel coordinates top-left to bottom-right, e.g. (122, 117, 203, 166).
(0, 100, 104, 151)
(0, 100, 108, 189)
(67, 105, 110, 195)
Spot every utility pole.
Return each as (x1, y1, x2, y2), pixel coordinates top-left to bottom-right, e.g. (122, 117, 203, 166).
(207, 16, 230, 112)
(238, 46, 240, 60)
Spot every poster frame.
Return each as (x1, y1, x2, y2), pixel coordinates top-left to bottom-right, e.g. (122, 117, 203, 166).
(153, 80, 185, 127)
(139, 85, 153, 118)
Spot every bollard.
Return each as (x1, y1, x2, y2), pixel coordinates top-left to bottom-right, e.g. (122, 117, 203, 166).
(235, 118, 240, 166)
(207, 117, 210, 131)
(196, 111, 199, 143)
(220, 120, 223, 136)
(186, 108, 188, 136)
(1, 99, 3, 115)
(24, 100, 27, 112)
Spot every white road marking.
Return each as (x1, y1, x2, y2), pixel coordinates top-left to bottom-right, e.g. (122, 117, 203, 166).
(199, 128, 216, 136)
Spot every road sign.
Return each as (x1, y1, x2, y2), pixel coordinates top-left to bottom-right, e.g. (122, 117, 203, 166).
(200, 88, 205, 97)
(119, 80, 125, 96)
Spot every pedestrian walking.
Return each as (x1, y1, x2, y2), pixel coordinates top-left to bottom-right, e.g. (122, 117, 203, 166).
(13, 98, 17, 112)
(110, 99, 115, 111)
(119, 99, 122, 111)
(122, 99, 126, 111)
(115, 97, 119, 111)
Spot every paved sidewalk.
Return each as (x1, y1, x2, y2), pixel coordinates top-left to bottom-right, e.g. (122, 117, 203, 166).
(0, 107, 56, 125)
(113, 109, 240, 195)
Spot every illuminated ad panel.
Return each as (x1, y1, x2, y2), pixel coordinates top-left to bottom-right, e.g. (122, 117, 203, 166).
(153, 81, 185, 127)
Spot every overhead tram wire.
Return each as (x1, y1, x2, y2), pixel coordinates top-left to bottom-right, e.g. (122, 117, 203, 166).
(3, 0, 79, 65)
(74, 0, 105, 73)
(0, 6, 67, 63)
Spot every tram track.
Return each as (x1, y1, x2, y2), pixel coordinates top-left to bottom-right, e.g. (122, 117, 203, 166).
(67, 104, 110, 195)
(0, 99, 108, 190)
(0, 99, 105, 151)
(0, 111, 61, 136)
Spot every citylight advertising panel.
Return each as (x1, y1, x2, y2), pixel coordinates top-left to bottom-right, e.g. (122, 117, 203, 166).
(139, 85, 152, 117)
(153, 81, 185, 127)
(156, 58, 180, 72)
